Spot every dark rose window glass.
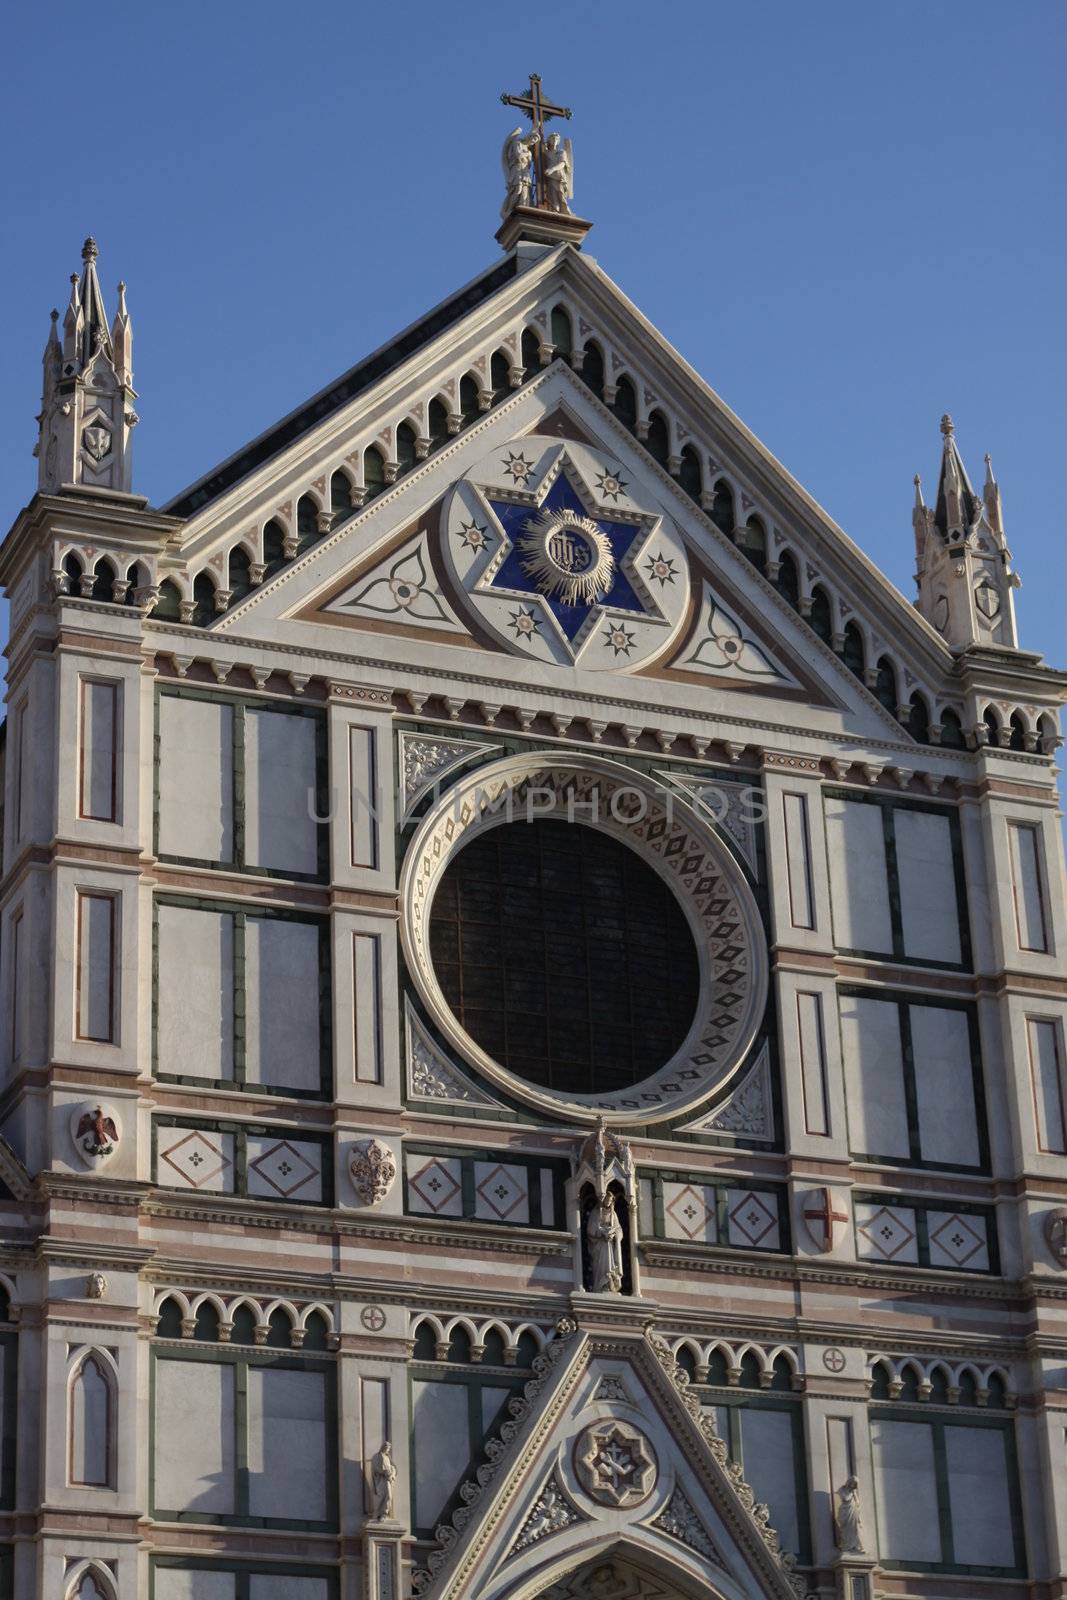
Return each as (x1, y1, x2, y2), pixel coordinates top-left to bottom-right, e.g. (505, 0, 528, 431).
(428, 819, 700, 1095)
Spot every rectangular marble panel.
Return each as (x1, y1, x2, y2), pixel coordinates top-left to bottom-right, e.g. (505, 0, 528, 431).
(840, 994, 910, 1159)
(244, 917, 322, 1091)
(251, 1580, 330, 1600)
(406, 1153, 463, 1217)
(740, 1408, 800, 1553)
(797, 990, 830, 1136)
(870, 1417, 942, 1563)
(855, 1201, 919, 1264)
(154, 1357, 235, 1513)
(80, 678, 118, 821)
(156, 904, 234, 1081)
(157, 1125, 236, 1194)
(353, 931, 383, 1084)
(155, 1573, 236, 1600)
(540, 1168, 556, 1227)
(77, 891, 116, 1042)
(926, 1210, 990, 1271)
(911, 1005, 980, 1167)
(1008, 821, 1049, 952)
(247, 1366, 329, 1522)
(662, 1181, 718, 1244)
(473, 1160, 529, 1224)
(895, 809, 961, 964)
(245, 707, 320, 876)
(1028, 1017, 1067, 1153)
(412, 1380, 469, 1528)
(349, 724, 380, 869)
(726, 1189, 780, 1250)
(944, 1425, 1016, 1567)
(782, 790, 815, 930)
(246, 1133, 323, 1203)
(158, 695, 234, 862)
(825, 797, 892, 953)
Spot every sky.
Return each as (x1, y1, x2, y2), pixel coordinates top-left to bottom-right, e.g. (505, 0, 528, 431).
(2, 2, 1064, 704)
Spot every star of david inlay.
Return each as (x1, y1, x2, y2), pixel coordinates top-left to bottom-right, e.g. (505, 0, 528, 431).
(443, 437, 691, 669)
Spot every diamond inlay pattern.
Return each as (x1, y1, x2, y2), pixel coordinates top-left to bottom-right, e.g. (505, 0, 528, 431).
(663, 1181, 717, 1243)
(473, 1161, 529, 1223)
(247, 1136, 322, 1201)
(855, 1203, 920, 1264)
(928, 1210, 989, 1270)
(406, 1155, 463, 1216)
(726, 1189, 780, 1249)
(158, 1128, 235, 1193)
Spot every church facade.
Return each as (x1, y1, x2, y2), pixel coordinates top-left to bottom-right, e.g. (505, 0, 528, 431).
(2, 87, 1067, 1600)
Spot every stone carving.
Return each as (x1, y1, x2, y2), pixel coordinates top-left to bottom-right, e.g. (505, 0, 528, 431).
(654, 772, 761, 876)
(683, 1042, 773, 1140)
(511, 1469, 583, 1554)
(587, 1192, 625, 1295)
(592, 1375, 629, 1403)
(519, 507, 614, 605)
(406, 1003, 502, 1107)
(541, 131, 574, 214)
(651, 1485, 724, 1565)
(501, 126, 540, 215)
(70, 1102, 121, 1169)
(833, 1476, 865, 1554)
(370, 1440, 398, 1519)
(85, 1272, 108, 1301)
(684, 591, 786, 679)
(574, 1419, 657, 1508)
(350, 1139, 397, 1207)
(1045, 1207, 1067, 1266)
(346, 544, 449, 622)
(398, 732, 496, 820)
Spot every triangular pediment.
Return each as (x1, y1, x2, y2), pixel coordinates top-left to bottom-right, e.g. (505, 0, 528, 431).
(153, 241, 962, 743)
(412, 1319, 807, 1600)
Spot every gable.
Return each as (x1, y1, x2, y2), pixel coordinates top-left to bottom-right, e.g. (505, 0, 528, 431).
(152, 242, 964, 740)
(412, 1319, 807, 1600)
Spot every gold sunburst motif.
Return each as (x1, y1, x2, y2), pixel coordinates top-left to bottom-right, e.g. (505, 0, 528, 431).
(518, 508, 615, 606)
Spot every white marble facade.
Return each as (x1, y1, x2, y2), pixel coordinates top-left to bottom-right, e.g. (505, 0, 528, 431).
(0, 194, 1065, 1600)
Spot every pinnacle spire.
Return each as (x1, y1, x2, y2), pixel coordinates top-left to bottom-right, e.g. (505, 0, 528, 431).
(77, 235, 112, 365)
(983, 451, 1003, 535)
(111, 279, 132, 386)
(934, 411, 978, 538)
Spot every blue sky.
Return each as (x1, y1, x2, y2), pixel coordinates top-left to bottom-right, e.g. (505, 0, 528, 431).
(2, 2, 1064, 689)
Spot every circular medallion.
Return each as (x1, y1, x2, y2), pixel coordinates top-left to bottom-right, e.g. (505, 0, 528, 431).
(822, 1347, 846, 1373)
(442, 436, 690, 670)
(518, 508, 615, 604)
(400, 753, 768, 1125)
(360, 1305, 387, 1332)
(574, 1420, 657, 1508)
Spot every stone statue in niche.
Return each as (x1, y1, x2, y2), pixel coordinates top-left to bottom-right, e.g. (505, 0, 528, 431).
(587, 1192, 624, 1294)
(370, 1440, 398, 1519)
(834, 1475, 865, 1554)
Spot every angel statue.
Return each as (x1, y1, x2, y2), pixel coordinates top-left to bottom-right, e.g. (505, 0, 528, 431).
(541, 131, 574, 215)
(501, 126, 540, 218)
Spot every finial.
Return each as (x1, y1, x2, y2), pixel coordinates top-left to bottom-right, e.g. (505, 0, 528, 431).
(940, 413, 954, 438)
(82, 236, 98, 263)
(50, 308, 58, 324)
(116, 280, 127, 311)
(70, 273, 79, 287)
(913, 473, 925, 506)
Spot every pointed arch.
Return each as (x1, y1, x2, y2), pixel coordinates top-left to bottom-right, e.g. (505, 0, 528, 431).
(88, 555, 120, 603)
(296, 491, 321, 553)
(842, 620, 865, 678)
(808, 584, 833, 645)
(412, 1317, 438, 1361)
(580, 339, 605, 399)
(427, 396, 451, 451)
(738, 515, 767, 573)
(1009, 710, 1027, 751)
(521, 327, 542, 381)
(228, 1299, 260, 1345)
(550, 304, 573, 358)
(363, 445, 387, 500)
(264, 1304, 295, 1348)
(155, 1294, 186, 1338)
(678, 444, 702, 502)
(262, 517, 287, 578)
(907, 690, 931, 743)
(458, 373, 481, 428)
(396, 420, 418, 473)
(874, 654, 899, 716)
(939, 706, 966, 749)
(65, 1560, 118, 1600)
(490, 349, 511, 403)
(1037, 711, 1059, 754)
(227, 543, 253, 605)
(612, 374, 638, 431)
(302, 1309, 331, 1352)
(708, 477, 734, 538)
(868, 1358, 893, 1400)
(645, 409, 670, 467)
(331, 467, 355, 514)
(153, 578, 182, 622)
(190, 571, 217, 628)
(68, 1348, 116, 1488)
(63, 550, 85, 592)
(776, 549, 800, 608)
